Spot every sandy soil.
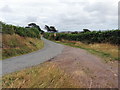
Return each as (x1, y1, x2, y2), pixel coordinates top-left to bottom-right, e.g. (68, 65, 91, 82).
(49, 46, 118, 88)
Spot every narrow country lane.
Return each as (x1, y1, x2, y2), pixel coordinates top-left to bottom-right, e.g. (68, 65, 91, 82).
(1, 38, 64, 75)
(1, 38, 118, 88)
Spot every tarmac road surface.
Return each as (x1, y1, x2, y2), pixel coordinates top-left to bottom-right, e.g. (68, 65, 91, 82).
(1, 38, 64, 75)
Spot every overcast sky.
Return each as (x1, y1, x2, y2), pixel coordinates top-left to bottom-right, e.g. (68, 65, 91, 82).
(0, 0, 119, 31)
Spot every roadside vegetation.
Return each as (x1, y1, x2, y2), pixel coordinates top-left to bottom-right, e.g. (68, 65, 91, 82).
(1, 22, 42, 38)
(2, 61, 80, 88)
(56, 40, 119, 62)
(2, 34, 44, 59)
(44, 30, 120, 45)
(43, 30, 120, 62)
(1, 21, 44, 59)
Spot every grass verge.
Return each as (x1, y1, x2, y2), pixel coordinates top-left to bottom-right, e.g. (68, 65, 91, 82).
(2, 61, 80, 88)
(55, 40, 119, 62)
(2, 34, 44, 60)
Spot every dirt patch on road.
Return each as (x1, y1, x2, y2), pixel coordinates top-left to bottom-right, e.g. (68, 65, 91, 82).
(49, 46, 118, 88)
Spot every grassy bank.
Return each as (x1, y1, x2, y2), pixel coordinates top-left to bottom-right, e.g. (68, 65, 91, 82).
(2, 34, 44, 59)
(2, 61, 80, 88)
(55, 40, 119, 62)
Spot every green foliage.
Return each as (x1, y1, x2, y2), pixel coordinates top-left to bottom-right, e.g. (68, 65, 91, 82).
(2, 24, 15, 34)
(43, 30, 120, 45)
(1, 22, 40, 38)
(26, 28, 40, 38)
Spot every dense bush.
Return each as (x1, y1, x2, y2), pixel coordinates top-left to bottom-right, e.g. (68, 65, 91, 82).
(1, 21, 40, 39)
(2, 24, 15, 34)
(44, 30, 120, 45)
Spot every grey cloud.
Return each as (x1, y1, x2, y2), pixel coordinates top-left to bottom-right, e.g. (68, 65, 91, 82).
(25, 16, 38, 22)
(84, 2, 117, 16)
(84, 2, 117, 23)
(0, 5, 13, 13)
(0, 0, 118, 31)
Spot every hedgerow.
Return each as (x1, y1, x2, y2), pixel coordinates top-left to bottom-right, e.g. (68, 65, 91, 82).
(1, 22, 40, 39)
(43, 30, 120, 45)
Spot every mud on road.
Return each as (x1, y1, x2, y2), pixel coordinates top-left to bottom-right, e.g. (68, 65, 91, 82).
(48, 46, 118, 88)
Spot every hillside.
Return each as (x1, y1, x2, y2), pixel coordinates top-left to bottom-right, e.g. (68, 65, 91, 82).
(1, 22, 44, 59)
(2, 34, 44, 59)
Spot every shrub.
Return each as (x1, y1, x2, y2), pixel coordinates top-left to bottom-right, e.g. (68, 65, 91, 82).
(43, 30, 120, 45)
(1, 22, 41, 39)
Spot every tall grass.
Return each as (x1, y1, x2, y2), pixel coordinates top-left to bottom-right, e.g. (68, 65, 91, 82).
(2, 34, 44, 59)
(2, 62, 80, 88)
(57, 40, 119, 61)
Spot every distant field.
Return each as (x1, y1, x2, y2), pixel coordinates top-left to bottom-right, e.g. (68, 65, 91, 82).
(2, 34, 44, 60)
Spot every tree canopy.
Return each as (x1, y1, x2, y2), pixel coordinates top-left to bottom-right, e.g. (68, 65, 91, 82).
(45, 25, 58, 32)
(83, 29, 91, 32)
(28, 23, 44, 34)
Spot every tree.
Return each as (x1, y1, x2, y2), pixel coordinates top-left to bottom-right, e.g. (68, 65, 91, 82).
(28, 23, 42, 32)
(50, 26, 57, 32)
(45, 25, 58, 32)
(83, 29, 91, 32)
(45, 25, 51, 32)
(28, 23, 36, 27)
